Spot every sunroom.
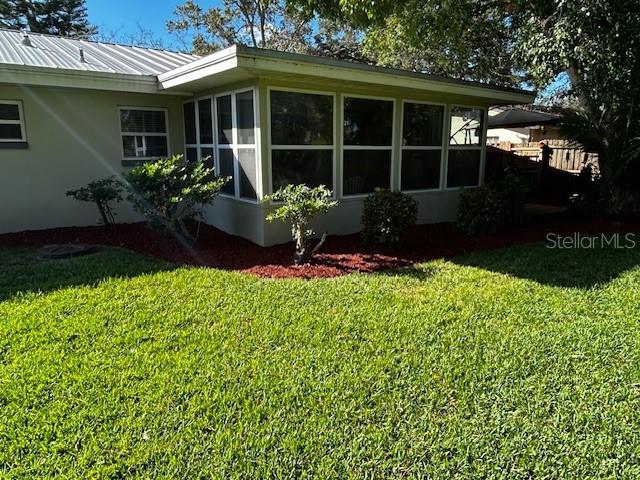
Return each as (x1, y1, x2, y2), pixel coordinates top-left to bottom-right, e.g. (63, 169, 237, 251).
(166, 46, 534, 246)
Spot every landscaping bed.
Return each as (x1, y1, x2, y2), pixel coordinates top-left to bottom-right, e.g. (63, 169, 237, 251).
(1, 215, 638, 278)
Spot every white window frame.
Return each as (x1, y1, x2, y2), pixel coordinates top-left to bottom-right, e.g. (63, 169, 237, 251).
(0, 100, 27, 142)
(213, 87, 260, 203)
(118, 106, 170, 161)
(399, 99, 447, 193)
(183, 96, 215, 162)
(444, 104, 486, 190)
(266, 86, 337, 200)
(340, 93, 396, 199)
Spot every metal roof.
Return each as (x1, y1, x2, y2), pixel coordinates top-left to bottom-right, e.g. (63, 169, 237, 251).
(488, 108, 560, 128)
(0, 28, 199, 76)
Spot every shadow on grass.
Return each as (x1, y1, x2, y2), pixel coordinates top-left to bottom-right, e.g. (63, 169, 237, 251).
(0, 247, 174, 302)
(450, 241, 640, 289)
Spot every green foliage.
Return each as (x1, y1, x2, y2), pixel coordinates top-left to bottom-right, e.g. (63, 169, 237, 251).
(65, 176, 123, 229)
(3, 243, 640, 477)
(124, 154, 229, 242)
(361, 189, 417, 246)
(264, 184, 337, 263)
(0, 0, 97, 37)
(457, 174, 528, 235)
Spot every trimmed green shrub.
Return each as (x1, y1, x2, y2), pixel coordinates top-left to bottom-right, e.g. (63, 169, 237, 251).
(264, 184, 337, 264)
(66, 176, 123, 230)
(456, 173, 528, 235)
(361, 189, 417, 246)
(124, 154, 229, 242)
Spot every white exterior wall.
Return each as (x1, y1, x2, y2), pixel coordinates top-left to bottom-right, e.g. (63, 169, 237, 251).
(0, 85, 187, 234)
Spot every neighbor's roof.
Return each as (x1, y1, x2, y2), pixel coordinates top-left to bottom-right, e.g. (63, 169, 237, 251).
(0, 28, 198, 76)
(488, 108, 560, 129)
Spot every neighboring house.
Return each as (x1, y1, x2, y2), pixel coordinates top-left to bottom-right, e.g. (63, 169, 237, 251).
(0, 29, 534, 246)
(487, 107, 561, 145)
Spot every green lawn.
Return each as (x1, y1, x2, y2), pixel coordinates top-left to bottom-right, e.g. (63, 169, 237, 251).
(2, 243, 640, 478)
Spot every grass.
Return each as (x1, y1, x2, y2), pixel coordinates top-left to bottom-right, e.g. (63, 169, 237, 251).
(2, 243, 640, 478)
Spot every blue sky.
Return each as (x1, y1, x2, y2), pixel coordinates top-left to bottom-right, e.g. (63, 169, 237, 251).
(86, 0, 219, 50)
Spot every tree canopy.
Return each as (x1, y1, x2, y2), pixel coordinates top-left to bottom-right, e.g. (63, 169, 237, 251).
(0, 0, 96, 37)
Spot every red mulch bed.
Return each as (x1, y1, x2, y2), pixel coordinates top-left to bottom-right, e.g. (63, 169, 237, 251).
(1, 215, 639, 279)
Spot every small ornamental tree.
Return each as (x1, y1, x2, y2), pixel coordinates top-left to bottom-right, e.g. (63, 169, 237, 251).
(264, 184, 337, 264)
(124, 154, 229, 242)
(66, 176, 123, 230)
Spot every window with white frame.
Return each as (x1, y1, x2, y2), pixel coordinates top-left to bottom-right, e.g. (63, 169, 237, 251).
(342, 96, 394, 196)
(183, 98, 215, 169)
(269, 89, 334, 193)
(447, 106, 484, 188)
(214, 89, 258, 200)
(119, 108, 168, 160)
(0, 100, 26, 142)
(401, 102, 445, 191)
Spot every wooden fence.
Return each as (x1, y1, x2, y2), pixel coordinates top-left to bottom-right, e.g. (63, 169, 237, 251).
(494, 139, 598, 174)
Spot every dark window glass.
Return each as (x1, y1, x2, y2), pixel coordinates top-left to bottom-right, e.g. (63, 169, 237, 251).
(342, 150, 391, 195)
(120, 109, 166, 133)
(183, 102, 196, 144)
(145, 136, 168, 157)
(450, 107, 483, 146)
(198, 98, 213, 144)
(343, 97, 393, 146)
(122, 136, 136, 157)
(0, 123, 22, 140)
(403, 103, 444, 146)
(185, 147, 198, 162)
(216, 96, 232, 144)
(401, 150, 441, 190)
(0, 103, 20, 121)
(272, 150, 333, 191)
(238, 148, 257, 199)
(219, 149, 235, 195)
(447, 150, 481, 187)
(236, 91, 255, 145)
(201, 147, 214, 169)
(270, 91, 333, 145)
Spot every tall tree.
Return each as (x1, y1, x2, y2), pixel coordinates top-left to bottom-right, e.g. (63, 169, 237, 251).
(0, 0, 96, 37)
(167, 0, 313, 55)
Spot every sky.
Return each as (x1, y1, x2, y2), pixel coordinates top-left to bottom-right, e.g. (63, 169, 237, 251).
(85, 0, 218, 50)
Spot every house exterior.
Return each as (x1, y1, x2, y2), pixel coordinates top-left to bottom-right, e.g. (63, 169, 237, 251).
(0, 29, 534, 246)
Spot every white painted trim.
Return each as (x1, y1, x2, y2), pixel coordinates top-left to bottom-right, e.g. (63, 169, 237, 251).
(117, 106, 170, 161)
(0, 100, 27, 142)
(444, 104, 486, 189)
(340, 94, 396, 198)
(266, 86, 337, 200)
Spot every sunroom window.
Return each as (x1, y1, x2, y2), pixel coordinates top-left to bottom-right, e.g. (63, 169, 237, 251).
(342, 96, 393, 196)
(270, 90, 334, 192)
(120, 108, 168, 160)
(183, 99, 214, 169)
(447, 106, 484, 188)
(401, 102, 444, 191)
(214, 90, 258, 200)
(0, 100, 27, 143)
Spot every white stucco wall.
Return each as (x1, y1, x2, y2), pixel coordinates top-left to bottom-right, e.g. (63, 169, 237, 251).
(0, 85, 187, 234)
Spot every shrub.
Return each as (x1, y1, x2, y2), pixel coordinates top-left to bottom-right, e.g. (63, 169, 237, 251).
(264, 184, 337, 264)
(124, 154, 229, 242)
(456, 173, 528, 235)
(361, 189, 417, 246)
(66, 176, 123, 230)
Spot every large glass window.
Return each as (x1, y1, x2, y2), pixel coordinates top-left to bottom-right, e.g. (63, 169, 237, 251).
(214, 89, 258, 200)
(0, 100, 26, 142)
(270, 90, 334, 192)
(120, 108, 168, 160)
(342, 96, 393, 196)
(183, 99, 214, 166)
(447, 106, 484, 188)
(401, 102, 444, 191)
